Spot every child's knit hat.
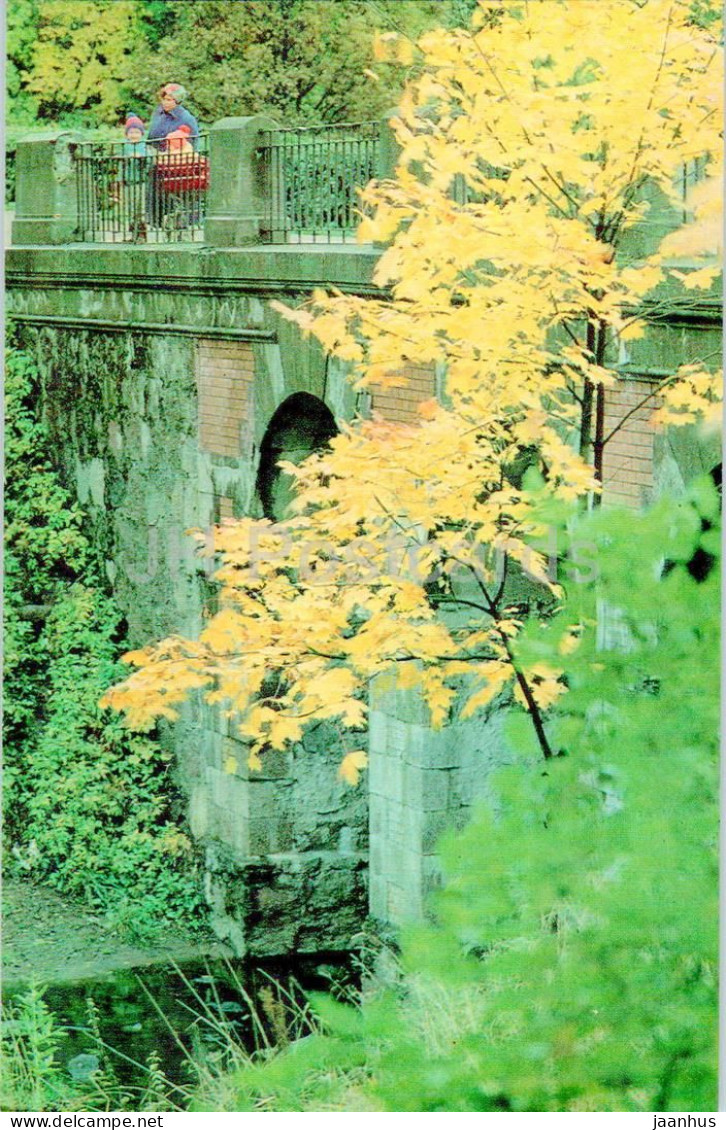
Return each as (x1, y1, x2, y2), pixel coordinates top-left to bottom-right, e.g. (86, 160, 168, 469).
(124, 114, 145, 136)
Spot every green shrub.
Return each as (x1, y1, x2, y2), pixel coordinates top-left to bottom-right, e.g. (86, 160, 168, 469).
(3, 334, 204, 939)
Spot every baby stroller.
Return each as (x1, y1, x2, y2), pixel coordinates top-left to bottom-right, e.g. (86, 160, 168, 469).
(151, 154, 209, 239)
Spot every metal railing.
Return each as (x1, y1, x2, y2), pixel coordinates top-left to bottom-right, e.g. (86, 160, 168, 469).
(258, 121, 380, 244)
(74, 135, 209, 243)
(680, 154, 709, 219)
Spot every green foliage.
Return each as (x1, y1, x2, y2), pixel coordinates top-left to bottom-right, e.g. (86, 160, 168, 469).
(220, 485, 719, 1112)
(689, 0, 724, 30)
(7, 0, 463, 129)
(136, 0, 180, 48)
(123, 0, 440, 126)
(3, 336, 203, 940)
(6, 0, 41, 123)
(24, 1, 143, 124)
(0, 987, 69, 1112)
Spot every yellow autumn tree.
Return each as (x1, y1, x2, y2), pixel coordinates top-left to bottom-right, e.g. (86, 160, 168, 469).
(103, 0, 722, 773)
(27, 0, 141, 122)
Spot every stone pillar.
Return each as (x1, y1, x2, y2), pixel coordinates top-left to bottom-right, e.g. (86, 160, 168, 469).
(377, 109, 402, 181)
(368, 676, 512, 924)
(12, 131, 81, 245)
(372, 111, 403, 253)
(204, 115, 278, 247)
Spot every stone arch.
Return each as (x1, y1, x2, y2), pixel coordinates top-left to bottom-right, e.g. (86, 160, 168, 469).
(256, 392, 338, 521)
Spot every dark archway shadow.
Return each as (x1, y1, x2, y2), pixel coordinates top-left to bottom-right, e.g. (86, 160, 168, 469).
(256, 392, 338, 521)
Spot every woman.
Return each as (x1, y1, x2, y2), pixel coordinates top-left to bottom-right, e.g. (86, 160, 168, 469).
(146, 83, 200, 226)
(147, 83, 200, 150)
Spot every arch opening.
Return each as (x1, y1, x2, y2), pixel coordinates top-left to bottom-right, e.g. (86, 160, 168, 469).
(256, 393, 338, 521)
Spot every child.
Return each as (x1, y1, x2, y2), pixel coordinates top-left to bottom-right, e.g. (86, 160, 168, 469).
(157, 125, 195, 159)
(120, 114, 148, 241)
(123, 114, 147, 158)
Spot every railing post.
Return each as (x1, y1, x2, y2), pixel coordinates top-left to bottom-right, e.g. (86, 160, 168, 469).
(377, 110, 402, 181)
(11, 131, 82, 245)
(369, 111, 403, 251)
(204, 115, 278, 246)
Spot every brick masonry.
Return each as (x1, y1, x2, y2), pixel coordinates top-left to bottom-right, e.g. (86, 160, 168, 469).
(369, 365, 662, 510)
(197, 338, 255, 458)
(369, 363, 436, 424)
(602, 376, 661, 509)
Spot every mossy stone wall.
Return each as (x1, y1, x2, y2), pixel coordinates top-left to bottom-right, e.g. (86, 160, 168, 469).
(7, 243, 376, 956)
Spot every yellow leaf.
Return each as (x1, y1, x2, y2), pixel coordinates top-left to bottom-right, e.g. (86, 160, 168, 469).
(339, 750, 368, 786)
(558, 627, 583, 656)
(680, 266, 719, 291)
(396, 37, 415, 66)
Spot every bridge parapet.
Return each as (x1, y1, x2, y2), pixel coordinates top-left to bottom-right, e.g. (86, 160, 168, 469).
(11, 115, 704, 258)
(11, 114, 397, 250)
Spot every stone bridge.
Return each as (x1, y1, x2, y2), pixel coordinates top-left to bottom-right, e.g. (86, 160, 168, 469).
(6, 119, 721, 957)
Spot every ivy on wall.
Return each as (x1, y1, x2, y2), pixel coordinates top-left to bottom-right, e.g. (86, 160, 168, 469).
(4, 332, 205, 939)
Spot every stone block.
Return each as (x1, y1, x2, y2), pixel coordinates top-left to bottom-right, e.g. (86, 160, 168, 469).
(222, 737, 249, 775)
(234, 854, 368, 955)
(369, 750, 404, 800)
(369, 798, 385, 837)
(247, 817, 273, 855)
(201, 728, 223, 764)
(382, 800, 406, 845)
(367, 709, 391, 753)
(446, 769, 464, 810)
(247, 778, 290, 820)
(387, 882, 422, 924)
(207, 766, 250, 822)
(369, 677, 432, 725)
(394, 846, 427, 888)
(275, 818, 295, 853)
(210, 804, 235, 851)
(369, 835, 393, 882)
(418, 809, 452, 854)
(255, 748, 293, 779)
(403, 764, 451, 811)
(368, 873, 388, 919)
(257, 885, 297, 914)
(403, 724, 466, 770)
(188, 786, 210, 838)
(212, 804, 250, 857)
(12, 131, 81, 244)
(337, 825, 357, 854)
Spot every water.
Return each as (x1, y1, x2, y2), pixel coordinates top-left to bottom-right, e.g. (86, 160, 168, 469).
(5, 954, 353, 1092)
